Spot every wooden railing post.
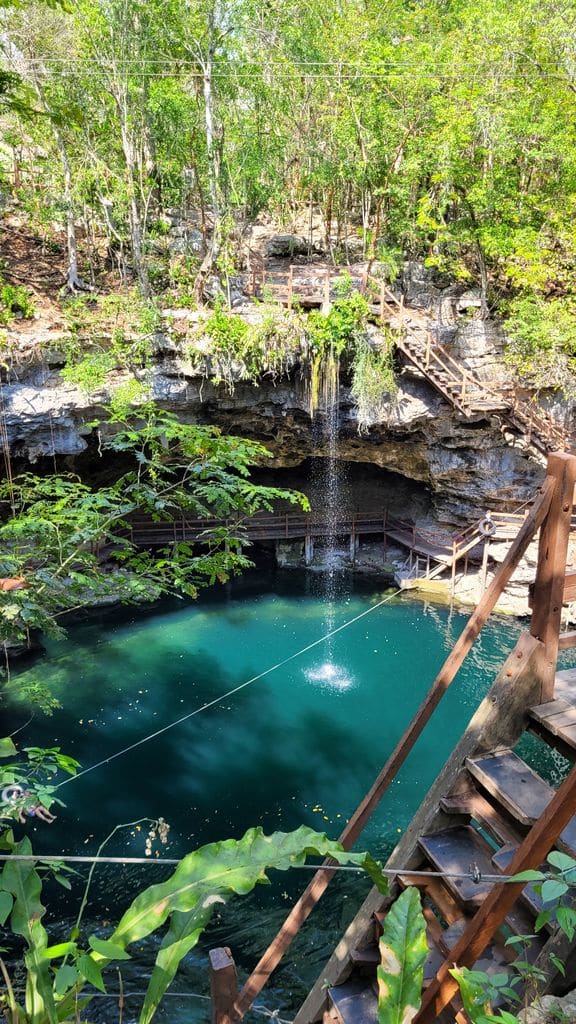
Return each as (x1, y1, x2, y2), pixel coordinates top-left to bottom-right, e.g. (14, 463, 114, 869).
(210, 948, 238, 1024)
(530, 451, 576, 701)
(425, 333, 431, 369)
(287, 266, 293, 310)
(380, 280, 385, 319)
(323, 267, 331, 310)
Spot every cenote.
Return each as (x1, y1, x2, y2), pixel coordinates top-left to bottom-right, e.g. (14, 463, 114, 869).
(3, 568, 538, 1022)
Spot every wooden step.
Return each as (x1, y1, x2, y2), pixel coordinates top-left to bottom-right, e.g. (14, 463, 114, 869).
(418, 826, 496, 910)
(440, 789, 523, 848)
(529, 698, 576, 753)
(466, 750, 576, 854)
(418, 824, 546, 945)
(327, 978, 377, 1024)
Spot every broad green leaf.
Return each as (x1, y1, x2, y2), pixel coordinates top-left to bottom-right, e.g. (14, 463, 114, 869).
(377, 887, 427, 1024)
(1, 835, 57, 1024)
(0, 889, 13, 924)
(103, 826, 386, 1024)
(508, 870, 545, 883)
(450, 967, 492, 1018)
(88, 935, 132, 960)
(53, 965, 78, 997)
(547, 851, 576, 873)
(541, 879, 569, 904)
(0, 737, 17, 757)
(556, 906, 576, 941)
(76, 955, 106, 993)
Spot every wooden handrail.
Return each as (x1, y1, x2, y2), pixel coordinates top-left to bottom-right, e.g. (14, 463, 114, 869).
(231, 475, 555, 1020)
(416, 755, 576, 1022)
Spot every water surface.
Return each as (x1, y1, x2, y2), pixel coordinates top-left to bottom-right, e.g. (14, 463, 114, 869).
(5, 571, 530, 1021)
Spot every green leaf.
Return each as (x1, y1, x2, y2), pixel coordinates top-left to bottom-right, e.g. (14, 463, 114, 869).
(535, 910, 551, 931)
(508, 869, 545, 883)
(556, 907, 576, 941)
(377, 887, 427, 1024)
(541, 879, 569, 904)
(0, 889, 13, 924)
(76, 955, 106, 993)
(547, 851, 576, 873)
(0, 737, 17, 758)
(42, 942, 77, 960)
(1, 834, 57, 1023)
(104, 826, 385, 1024)
(549, 953, 566, 977)
(53, 964, 78, 997)
(88, 935, 132, 961)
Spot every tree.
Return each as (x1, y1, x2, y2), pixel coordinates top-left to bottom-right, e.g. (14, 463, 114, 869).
(0, 401, 308, 658)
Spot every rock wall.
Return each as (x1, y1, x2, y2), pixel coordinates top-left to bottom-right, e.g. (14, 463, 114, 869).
(2, 341, 543, 525)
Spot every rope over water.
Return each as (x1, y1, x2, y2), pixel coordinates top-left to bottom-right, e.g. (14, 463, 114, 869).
(56, 588, 404, 790)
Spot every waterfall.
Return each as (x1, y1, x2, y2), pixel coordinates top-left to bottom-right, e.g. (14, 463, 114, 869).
(306, 352, 353, 690)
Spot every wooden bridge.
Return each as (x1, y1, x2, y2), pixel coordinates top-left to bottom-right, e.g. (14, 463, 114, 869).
(207, 452, 576, 1024)
(124, 508, 525, 585)
(247, 256, 573, 456)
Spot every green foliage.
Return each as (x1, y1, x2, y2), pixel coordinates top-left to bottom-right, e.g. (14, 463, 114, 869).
(503, 295, 576, 395)
(307, 291, 370, 359)
(189, 303, 300, 391)
(0, 280, 36, 326)
(450, 850, 576, 1023)
(59, 291, 160, 392)
(377, 887, 428, 1024)
(0, 404, 307, 665)
(351, 335, 397, 432)
(0, 825, 387, 1024)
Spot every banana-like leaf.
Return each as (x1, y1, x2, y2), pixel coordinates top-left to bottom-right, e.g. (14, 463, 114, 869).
(1, 835, 57, 1024)
(103, 825, 388, 1024)
(377, 887, 428, 1024)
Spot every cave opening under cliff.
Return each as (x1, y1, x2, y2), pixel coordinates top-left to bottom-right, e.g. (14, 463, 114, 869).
(249, 459, 433, 522)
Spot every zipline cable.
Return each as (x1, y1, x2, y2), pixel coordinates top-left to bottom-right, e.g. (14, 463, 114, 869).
(0, 852, 525, 884)
(56, 588, 404, 791)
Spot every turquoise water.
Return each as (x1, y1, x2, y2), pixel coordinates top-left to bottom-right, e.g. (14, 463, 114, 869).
(5, 571, 527, 1021)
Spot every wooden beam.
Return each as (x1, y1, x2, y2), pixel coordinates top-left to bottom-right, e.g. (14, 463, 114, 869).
(530, 452, 576, 701)
(563, 570, 576, 603)
(232, 479, 554, 1021)
(415, 759, 576, 1023)
(210, 947, 238, 1024)
(559, 630, 576, 650)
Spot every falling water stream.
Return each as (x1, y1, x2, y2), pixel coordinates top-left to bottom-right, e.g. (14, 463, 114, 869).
(308, 353, 351, 687)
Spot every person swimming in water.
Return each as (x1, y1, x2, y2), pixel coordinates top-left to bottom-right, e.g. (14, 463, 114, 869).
(1, 784, 56, 824)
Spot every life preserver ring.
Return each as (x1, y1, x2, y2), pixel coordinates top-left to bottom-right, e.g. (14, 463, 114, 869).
(1, 784, 25, 804)
(479, 516, 496, 538)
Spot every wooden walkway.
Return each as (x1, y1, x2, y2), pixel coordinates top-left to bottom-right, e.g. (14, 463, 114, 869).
(125, 509, 516, 573)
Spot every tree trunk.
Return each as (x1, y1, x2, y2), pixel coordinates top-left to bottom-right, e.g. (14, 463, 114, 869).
(31, 76, 90, 293)
(194, 32, 222, 301)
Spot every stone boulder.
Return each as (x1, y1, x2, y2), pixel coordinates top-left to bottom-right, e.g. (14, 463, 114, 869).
(266, 234, 308, 258)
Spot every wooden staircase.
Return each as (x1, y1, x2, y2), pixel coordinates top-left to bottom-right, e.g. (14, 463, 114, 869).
(313, 697, 576, 1024)
(372, 281, 572, 457)
(248, 256, 573, 457)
